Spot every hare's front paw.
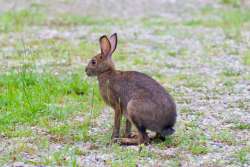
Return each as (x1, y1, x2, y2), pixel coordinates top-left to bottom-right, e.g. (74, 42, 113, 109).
(111, 132, 119, 140)
(111, 138, 121, 144)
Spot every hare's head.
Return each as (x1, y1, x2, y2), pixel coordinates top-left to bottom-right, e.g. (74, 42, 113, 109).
(85, 33, 117, 76)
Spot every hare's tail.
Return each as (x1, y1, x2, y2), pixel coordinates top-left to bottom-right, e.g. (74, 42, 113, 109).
(161, 127, 175, 136)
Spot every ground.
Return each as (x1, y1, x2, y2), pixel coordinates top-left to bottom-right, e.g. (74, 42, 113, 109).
(0, 0, 250, 166)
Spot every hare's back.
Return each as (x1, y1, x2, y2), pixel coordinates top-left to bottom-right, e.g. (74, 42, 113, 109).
(123, 71, 174, 105)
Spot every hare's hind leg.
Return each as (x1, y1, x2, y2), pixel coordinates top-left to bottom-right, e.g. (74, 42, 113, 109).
(119, 100, 150, 145)
(119, 126, 149, 145)
(123, 119, 139, 138)
(123, 119, 132, 138)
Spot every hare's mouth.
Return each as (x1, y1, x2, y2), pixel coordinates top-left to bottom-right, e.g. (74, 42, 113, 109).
(85, 69, 91, 76)
(85, 68, 94, 76)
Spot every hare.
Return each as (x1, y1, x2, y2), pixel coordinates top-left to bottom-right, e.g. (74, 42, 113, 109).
(85, 33, 177, 145)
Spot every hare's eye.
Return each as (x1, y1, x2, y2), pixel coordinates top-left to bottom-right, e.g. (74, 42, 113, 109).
(91, 59, 96, 65)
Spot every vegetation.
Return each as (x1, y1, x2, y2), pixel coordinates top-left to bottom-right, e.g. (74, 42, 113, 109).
(0, 0, 250, 166)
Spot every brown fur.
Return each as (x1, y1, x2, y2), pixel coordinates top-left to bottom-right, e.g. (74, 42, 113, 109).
(85, 33, 177, 145)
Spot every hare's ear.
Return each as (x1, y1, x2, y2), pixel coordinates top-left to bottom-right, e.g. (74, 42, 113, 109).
(109, 33, 117, 54)
(99, 35, 111, 56)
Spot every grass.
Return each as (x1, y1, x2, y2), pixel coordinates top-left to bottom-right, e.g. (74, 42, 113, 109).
(234, 147, 250, 165)
(42, 146, 77, 166)
(220, 0, 241, 7)
(0, 69, 103, 165)
(4, 38, 97, 73)
(106, 144, 159, 167)
(243, 50, 250, 66)
(180, 107, 192, 114)
(0, 69, 103, 138)
(51, 14, 127, 27)
(189, 144, 209, 155)
(154, 122, 209, 155)
(0, 9, 46, 32)
(222, 68, 241, 77)
(181, 127, 209, 155)
(1, 0, 250, 166)
(171, 73, 205, 89)
(141, 16, 174, 29)
(234, 122, 250, 130)
(212, 129, 236, 145)
(184, 7, 250, 38)
(0, 7, 127, 32)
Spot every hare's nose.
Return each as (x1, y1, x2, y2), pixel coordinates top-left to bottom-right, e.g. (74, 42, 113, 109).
(85, 67, 90, 76)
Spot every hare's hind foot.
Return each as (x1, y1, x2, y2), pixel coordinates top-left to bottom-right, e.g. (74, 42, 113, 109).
(123, 131, 138, 138)
(118, 131, 150, 145)
(118, 137, 139, 145)
(118, 136, 150, 145)
(112, 132, 154, 145)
